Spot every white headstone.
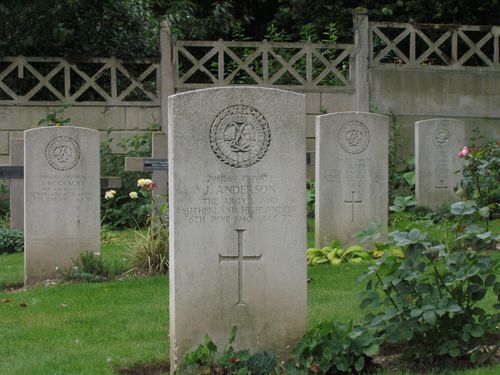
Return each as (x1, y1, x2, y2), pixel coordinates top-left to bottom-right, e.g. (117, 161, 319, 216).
(168, 87, 307, 370)
(24, 126, 100, 286)
(415, 119, 466, 208)
(315, 112, 389, 247)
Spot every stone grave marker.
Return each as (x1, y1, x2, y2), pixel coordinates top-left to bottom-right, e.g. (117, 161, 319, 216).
(24, 126, 100, 286)
(315, 112, 389, 247)
(0, 136, 120, 231)
(168, 87, 307, 370)
(415, 118, 466, 208)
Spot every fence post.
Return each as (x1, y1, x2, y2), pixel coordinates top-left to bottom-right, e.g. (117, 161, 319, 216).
(160, 20, 175, 131)
(353, 8, 370, 112)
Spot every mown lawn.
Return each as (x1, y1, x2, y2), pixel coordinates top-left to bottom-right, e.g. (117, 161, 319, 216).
(0, 222, 499, 375)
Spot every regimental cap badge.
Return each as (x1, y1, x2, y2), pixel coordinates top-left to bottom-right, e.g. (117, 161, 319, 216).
(45, 136, 81, 171)
(209, 105, 271, 168)
(338, 120, 370, 154)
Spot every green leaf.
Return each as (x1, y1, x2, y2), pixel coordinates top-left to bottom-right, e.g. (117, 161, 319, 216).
(478, 206, 490, 218)
(403, 171, 416, 186)
(485, 274, 496, 287)
(470, 325, 484, 338)
(410, 308, 422, 318)
(363, 343, 380, 357)
(449, 347, 460, 357)
(334, 356, 349, 372)
(354, 356, 365, 371)
(471, 288, 487, 301)
(476, 231, 491, 240)
(422, 311, 436, 325)
(228, 326, 238, 345)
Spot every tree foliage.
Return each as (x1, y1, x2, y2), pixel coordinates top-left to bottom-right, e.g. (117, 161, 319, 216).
(0, 0, 158, 57)
(0, 0, 498, 58)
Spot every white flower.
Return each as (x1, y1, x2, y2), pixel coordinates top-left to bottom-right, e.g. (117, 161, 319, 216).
(104, 190, 116, 200)
(129, 191, 138, 199)
(137, 178, 154, 190)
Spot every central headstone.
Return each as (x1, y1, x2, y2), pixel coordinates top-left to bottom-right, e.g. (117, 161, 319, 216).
(315, 112, 389, 247)
(24, 126, 100, 286)
(169, 87, 307, 370)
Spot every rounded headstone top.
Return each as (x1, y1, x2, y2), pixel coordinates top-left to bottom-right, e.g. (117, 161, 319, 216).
(168, 86, 305, 101)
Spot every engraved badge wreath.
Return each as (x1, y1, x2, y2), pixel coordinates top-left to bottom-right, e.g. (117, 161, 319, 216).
(338, 120, 370, 154)
(433, 128, 450, 146)
(45, 136, 81, 171)
(209, 105, 271, 168)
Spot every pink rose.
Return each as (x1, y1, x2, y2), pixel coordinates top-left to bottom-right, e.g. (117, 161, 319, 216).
(457, 146, 469, 158)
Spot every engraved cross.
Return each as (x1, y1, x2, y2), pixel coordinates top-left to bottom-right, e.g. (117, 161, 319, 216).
(435, 179, 449, 200)
(344, 191, 363, 222)
(219, 229, 262, 305)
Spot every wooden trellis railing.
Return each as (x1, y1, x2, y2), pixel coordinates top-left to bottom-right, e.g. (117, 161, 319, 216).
(370, 21, 500, 69)
(0, 56, 160, 106)
(173, 40, 354, 92)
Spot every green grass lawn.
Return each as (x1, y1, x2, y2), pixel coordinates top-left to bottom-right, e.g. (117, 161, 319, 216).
(1, 223, 499, 375)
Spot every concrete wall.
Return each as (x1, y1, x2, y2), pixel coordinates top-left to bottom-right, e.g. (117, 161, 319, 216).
(371, 67, 500, 160)
(0, 105, 161, 159)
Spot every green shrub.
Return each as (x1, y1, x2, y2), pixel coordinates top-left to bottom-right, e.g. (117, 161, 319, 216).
(177, 326, 253, 375)
(100, 126, 158, 229)
(449, 200, 499, 251)
(60, 251, 122, 283)
(286, 321, 381, 374)
(0, 228, 24, 254)
(126, 177, 169, 275)
(307, 242, 372, 266)
(359, 228, 500, 366)
(128, 224, 169, 276)
(458, 138, 499, 217)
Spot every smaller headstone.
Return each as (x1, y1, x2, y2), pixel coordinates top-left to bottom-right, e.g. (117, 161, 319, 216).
(24, 126, 100, 286)
(9, 138, 24, 230)
(315, 112, 389, 247)
(415, 119, 466, 208)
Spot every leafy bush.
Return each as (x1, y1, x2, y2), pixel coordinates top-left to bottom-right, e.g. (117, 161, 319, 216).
(128, 224, 169, 276)
(60, 251, 122, 283)
(177, 326, 263, 375)
(100, 127, 157, 229)
(449, 200, 499, 251)
(286, 321, 381, 374)
(37, 103, 71, 127)
(360, 228, 500, 366)
(307, 242, 371, 266)
(389, 195, 416, 213)
(126, 178, 169, 276)
(458, 138, 499, 217)
(0, 0, 158, 58)
(0, 228, 23, 254)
